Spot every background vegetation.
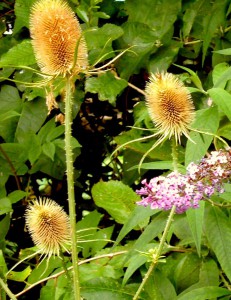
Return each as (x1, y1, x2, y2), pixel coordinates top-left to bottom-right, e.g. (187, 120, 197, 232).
(1, 0, 231, 299)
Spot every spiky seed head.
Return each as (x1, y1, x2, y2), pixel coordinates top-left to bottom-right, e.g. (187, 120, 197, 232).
(25, 198, 71, 257)
(145, 72, 195, 143)
(30, 0, 88, 76)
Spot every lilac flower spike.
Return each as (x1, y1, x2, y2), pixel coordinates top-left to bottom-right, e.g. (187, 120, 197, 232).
(136, 149, 231, 214)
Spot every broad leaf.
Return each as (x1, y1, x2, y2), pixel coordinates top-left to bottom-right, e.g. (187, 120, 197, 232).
(0, 40, 36, 67)
(177, 287, 231, 300)
(85, 72, 127, 104)
(204, 205, 231, 282)
(185, 106, 219, 166)
(92, 181, 140, 224)
(186, 202, 205, 256)
(208, 88, 231, 121)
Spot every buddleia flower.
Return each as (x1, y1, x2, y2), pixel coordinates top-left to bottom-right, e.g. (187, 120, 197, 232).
(145, 72, 195, 144)
(30, 0, 88, 77)
(25, 198, 71, 257)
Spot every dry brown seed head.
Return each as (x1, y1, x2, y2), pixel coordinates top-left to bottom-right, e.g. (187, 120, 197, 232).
(30, 0, 88, 77)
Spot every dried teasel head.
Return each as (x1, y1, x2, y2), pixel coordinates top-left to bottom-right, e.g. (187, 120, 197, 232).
(30, 0, 88, 77)
(145, 72, 195, 143)
(25, 197, 71, 257)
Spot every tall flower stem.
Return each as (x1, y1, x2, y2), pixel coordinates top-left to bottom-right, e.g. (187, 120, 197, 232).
(64, 76, 81, 300)
(133, 139, 178, 300)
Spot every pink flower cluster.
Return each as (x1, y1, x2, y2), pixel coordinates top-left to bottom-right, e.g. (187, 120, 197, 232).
(136, 149, 231, 213)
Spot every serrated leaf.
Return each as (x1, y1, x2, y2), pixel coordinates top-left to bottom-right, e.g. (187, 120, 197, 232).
(0, 40, 36, 67)
(204, 205, 231, 282)
(177, 287, 231, 300)
(145, 269, 177, 300)
(81, 277, 138, 300)
(85, 72, 127, 103)
(208, 88, 231, 121)
(186, 202, 205, 256)
(92, 181, 140, 224)
(185, 106, 219, 166)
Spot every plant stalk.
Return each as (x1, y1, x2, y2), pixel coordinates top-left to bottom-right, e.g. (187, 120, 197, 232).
(64, 76, 81, 300)
(133, 139, 178, 300)
(0, 278, 17, 300)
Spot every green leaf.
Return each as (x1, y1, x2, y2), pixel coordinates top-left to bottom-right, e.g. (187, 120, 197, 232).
(213, 48, 231, 55)
(174, 64, 204, 92)
(177, 287, 231, 300)
(46, 125, 65, 142)
(149, 41, 181, 73)
(0, 111, 21, 122)
(186, 202, 205, 256)
(204, 205, 231, 282)
(92, 181, 140, 224)
(212, 63, 231, 88)
(7, 266, 32, 282)
(81, 277, 138, 300)
(145, 269, 177, 300)
(0, 214, 10, 241)
(85, 24, 124, 64)
(42, 142, 56, 161)
(14, 0, 36, 33)
(130, 211, 168, 253)
(115, 206, 158, 245)
(85, 72, 127, 104)
(208, 88, 231, 121)
(37, 118, 56, 144)
(0, 85, 22, 142)
(0, 143, 28, 176)
(15, 97, 48, 141)
(199, 259, 219, 286)
(174, 253, 201, 292)
(116, 22, 158, 79)
(125, 0, 181, 38)
(0, 197, 12, 215)
(0, 40, 36, 67)
(202, 0, 227, 65)
(185, 106, 219, 166)
(7, 190, 27, 204)
(0, 250, 7, 278)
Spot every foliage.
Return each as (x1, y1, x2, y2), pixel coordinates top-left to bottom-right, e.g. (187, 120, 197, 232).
(0, 0, 231, 299)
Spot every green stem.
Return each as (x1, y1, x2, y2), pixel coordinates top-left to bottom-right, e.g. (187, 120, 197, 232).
(171, 138, 179, 172)
(65, 76, 81, 300)
(0, 278, 17, 300)
(133, 205, 176, 300)
(133, 139, 178, 300)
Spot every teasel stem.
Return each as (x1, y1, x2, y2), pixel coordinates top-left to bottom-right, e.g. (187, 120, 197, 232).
(0, 278, 17, 300)
(64, 75, 81, 300)
(133, 139, 178, 300)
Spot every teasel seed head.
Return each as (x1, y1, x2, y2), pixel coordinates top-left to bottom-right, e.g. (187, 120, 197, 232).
(145, 72, 195, 143)
(25, 197, 71, 257)
(30, 0, 88, 77)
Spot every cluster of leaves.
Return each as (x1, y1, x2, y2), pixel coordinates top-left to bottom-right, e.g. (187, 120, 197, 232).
(1, 0, 231, 299)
